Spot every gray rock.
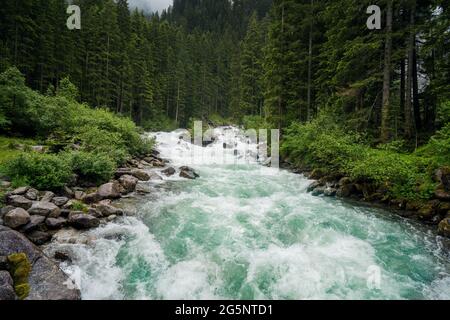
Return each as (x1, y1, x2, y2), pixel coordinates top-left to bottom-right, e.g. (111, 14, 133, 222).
(83, 193, 101, 204)
(107, 215, 117, 222)
(40, 191, 55, 202)
(21, 215, 46, 233)
(0, 256, 8, 270)
(31, 146, 45, 153)
(115, 168, 133, 179)
(27, 231, 52, 245)
(69, 214, 100, 230)
(88, 208, 103, 218)
(0, 271, 16, 300)
(0, 206, 15, 218)
(7, 195, 33, 210)
(62, 186, 75, 199)
(4, 208, 31, 229)
(52, 228, 95, 245)
(52, 197, 69, 207)
(131, 169, 151, 181)
(12, 186, 30, 195)
(28, 201, 61, 218)
(45, 217, 67, 230)
(96, 204, 124, 217)
(74, 191, 86, 201)
(324, 188, 337, 197)
(180, 166, 200, 180)
(135, 182, 152, 194)
(149, 173, 163, 181)
(25, 188, 39, 201)
(162, 167, 176, 177)
(97, 182, 121, 200)
(0, 181, 11, 188)
(312, 187, 326, 196)
(307, 181, 322, 193)
(119, 175, 138, 193)
(54, 251, 71, 262)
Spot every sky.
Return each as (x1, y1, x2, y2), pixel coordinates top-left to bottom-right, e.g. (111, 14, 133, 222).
(128, 0, 173, 13)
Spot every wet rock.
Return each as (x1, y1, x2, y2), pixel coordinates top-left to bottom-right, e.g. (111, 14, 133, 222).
(24, 188, 39, 201)
(437, 202, 450, 216)
(418, 202, 439, 222)
(97, 182, 121, 200)
(88, 208, 103, 218)
(337, 184, 357, 198)
(307, 181, 321, 193)
(52, 197, 69, 207)
(131, 169, 151, 182)
(28, 201, 61, 218)
(435, 167, 450, 191)
(180, 166, 200, 180)
(438, 218, 450, 238)
(119, 175, 138, 193)
(324, 187, 337, 197)
(0, 256, 8, 270)
(45, 217, 67, 230)
(83, 193, 101, 204)
(7, 195, 33, 210)
(68, 214, 100, 230)
(107, 215, 117, 222)
(114, 168, 133, 179)
(4, 208, 31, 229)
(54, 251, 71, 262)
(12, 186, 30, 195)
(95, 204, 124, 217)
(162, 167, 176, 177)
(135, 183, 152, 194)
(52, 228, 95, 245)
(40, 191, 55, 202)
(20, 215, 46, 233)
(149, 173, 163, 181)
(26, 231, 52, 245)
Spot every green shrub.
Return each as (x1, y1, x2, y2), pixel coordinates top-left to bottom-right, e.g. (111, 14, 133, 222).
(64, 151, 116, 185)
(241, 115, 270, 131)
(2, 153, 72, 190)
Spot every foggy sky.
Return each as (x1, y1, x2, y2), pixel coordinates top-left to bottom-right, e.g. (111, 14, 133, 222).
(128, 0, 173, 13)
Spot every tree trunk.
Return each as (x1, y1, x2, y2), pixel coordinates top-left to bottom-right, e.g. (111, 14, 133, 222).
(412, 47, 421, 131)
(381, 0, 393, 142)
(405, 3, 415, 139)
(307, 0, 314, 122)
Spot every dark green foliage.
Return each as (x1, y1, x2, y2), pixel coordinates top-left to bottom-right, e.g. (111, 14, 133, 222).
(64, 151, 116, 185)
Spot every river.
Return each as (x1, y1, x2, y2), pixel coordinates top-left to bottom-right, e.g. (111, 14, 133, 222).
(46, 127, 450, 300)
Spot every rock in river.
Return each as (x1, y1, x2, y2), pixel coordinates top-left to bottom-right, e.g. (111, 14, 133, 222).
(4, 208, 31, 229)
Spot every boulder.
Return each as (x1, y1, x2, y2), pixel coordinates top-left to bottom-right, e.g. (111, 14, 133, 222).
(119, 175, 138, 193)
(74, 191, 86, 201)
(97, 182, 121, 200)
(24, 188, 39, 201)
(162, 167, 176, 177)
(83, 193, 101, 204)
(435, 167, 450, 191)
(311, 186, 326, 196)
(52, 197, 69, 207)
(418, 202, 439, 222)
(107, 215, 117, 222)
(95, 204, 124, 217)
(438, 218, 450, 238)
(26, 231, 52, 245)
(0, 256, 8, 270)
(324, 187, 337, 197)
(12, 187, 30, 195)
(135, 183, 152, 194)
(7, 195, 33, 210)
(4, 208, 31, 229)
(339, 177, 352, 186)
(40, 191, 55, 202)
(20, 215, 46, 233)
(0, 181, 11, 188)
(45, 218, 67, 230)
(131, 169, 151, 181)
(68, 214, 100, 230)
(28, 202, 61, 218)
(52, 228, 95, 245)
(54, 251, 71, 262)
(87, 208, 103, 218)
(115, 168, 133, 179)
(179, 166, 200, 180)
(149, 173, 163, 181)
(0, 271, 16, 300)
(337, 184, 357, 198)
(435, 189, 450, 201)
(307, 181, 322, 193)
(1, 206, 15, 218)
(62, 186, 75, 199)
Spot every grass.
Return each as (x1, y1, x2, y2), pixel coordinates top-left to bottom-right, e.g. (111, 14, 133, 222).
(0, 136, 36, 165)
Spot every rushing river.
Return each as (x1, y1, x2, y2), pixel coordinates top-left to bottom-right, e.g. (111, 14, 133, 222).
(46, 127, 450, 300)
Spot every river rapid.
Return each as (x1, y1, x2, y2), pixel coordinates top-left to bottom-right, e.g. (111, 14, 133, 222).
(45, 127, 450, 300)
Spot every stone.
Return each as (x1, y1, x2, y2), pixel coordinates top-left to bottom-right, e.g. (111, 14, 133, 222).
(312, 187, 326, 196)
(115, 168, 133, 179)
(1, 206, 15, 218)
(74, 191, 86, 201)
(0, 181, 11, 188)
(0, 271, 16, 300)
(40, 191, 55, 202)
(418, 203, 437, 221)
(307, 181, 322, 193)
(52, 197, 70, 207)
(54, 251, 71, 262)
(324, 188, 337, 197)
(62, 186, 75, 199)
(437, 203, 450, 216)
(309, 169, 325, 180)
(52, 228, 95, 245)
(435, 189, 450, 201)
(149, 173, 163, 181)
(7, 195, 33, 210)
(31, 146, 45, 153)
(107, 215, 117, 222)
(135, 183, 152, 194)
(20, 215, 46, 233)
(438, 218, 450, 238)
(28, 201, 61, 218)
(69, 214, 100, 230)
(12, 186, 30, 195)
(0, 256, 8, 270)
(88, 208, 103, 218)
(83, 193, 101, 204)
(97, 182, 121, 200)
(339, 177, 352, 186)
(435, 167, 450, 191)
(179, 166, 200, 180)
(45, 217, 67, 230)
(95, 204, 124, 217)
(131, 169, 151, 181)
(118, 175, 138, 193)
(26, 231, 52, 245)
(4, 208, 31, 229)
(162, 167, 176, 177)
(336, 184, 357, 198)
(24, 188, 39, 201)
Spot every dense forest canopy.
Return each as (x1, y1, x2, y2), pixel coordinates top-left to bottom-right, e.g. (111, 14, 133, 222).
(0, 0, 448, 143)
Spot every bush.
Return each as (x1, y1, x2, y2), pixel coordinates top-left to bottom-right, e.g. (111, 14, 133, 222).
(2, 153, 72, 190)
(64, 151, 116, 185)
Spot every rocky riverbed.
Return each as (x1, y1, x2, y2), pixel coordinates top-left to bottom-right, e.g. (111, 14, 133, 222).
(0, 149, 199, 300)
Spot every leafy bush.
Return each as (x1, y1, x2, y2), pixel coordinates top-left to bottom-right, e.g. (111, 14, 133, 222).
(2, 153, 72, 190)
(241, 115, 270, 132)
(64, 151, 116, 185)
(143, 114, 179, 132)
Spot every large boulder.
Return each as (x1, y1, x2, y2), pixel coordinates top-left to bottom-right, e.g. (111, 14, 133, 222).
(179, 166, 200, 180)
(11, 187, 29, 195)
(97, 182, 121, 200)
(131, 169, 151, 182)
(40, 191, 55, 202)
(28, 202, 61, 218)
(7, 195, 33, 210)
(45, 217, 67, 230)
(52, 197, 69, 207)
(4, 208, 31, 229)
(68, 214, 100, 230)
(162, 167, 176, 177)
(20, 215, 46, 233)
(0, 227, 80, 300)
(26, 231, 52, 246)
(24, 188, 39, 201)
(118, 175, 138, 193)
(95, 204, 124, 217)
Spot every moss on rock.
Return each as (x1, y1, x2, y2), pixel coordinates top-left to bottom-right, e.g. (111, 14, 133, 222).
(7, 252, 32, 300)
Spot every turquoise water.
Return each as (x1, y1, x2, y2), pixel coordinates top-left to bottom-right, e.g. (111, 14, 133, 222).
(57, 163, 450, 300)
